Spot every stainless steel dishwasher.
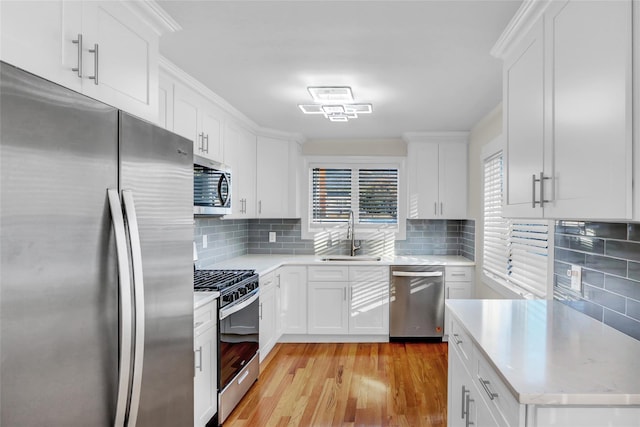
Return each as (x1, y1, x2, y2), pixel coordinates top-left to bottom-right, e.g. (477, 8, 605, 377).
(389, 265, 445, 340)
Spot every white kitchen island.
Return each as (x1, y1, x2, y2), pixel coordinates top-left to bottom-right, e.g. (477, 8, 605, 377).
(446, 299, 640, 427)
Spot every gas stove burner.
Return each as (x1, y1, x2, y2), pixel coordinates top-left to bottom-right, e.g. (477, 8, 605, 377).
(194, 269, 259, 308)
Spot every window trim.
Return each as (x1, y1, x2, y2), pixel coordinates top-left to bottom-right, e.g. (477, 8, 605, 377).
(301, 155, 407, 240)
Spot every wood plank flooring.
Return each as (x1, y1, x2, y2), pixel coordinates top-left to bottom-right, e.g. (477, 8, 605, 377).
(225, 342, 448, 427)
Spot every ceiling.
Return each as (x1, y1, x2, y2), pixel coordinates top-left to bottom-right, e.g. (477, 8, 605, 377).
(158, 1, 522, 141)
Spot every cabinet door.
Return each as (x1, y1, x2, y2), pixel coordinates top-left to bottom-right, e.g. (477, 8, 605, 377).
(407, 142, 439, 219)
(81, 1, 158, 122)
(503, 19, 545, 218)
(194, 326, 216, 427)
(0, 1, 82, 92)
(444, 282, 473, 340)
(200, 104, 224, 162)
(448, 344, 468, 427)
(279, 266, 307, 334)
(543, 0, 632, 219)
(256, 136, 291, 218)
(349, 280, 389, 335)
(223, 124, 257, 218)
(259, 284, 276, 362)
(158, 71, 174, 130)
(174, 84, 200, 150)
(308, 282, 349, 334)
(439, 143, 468, 218)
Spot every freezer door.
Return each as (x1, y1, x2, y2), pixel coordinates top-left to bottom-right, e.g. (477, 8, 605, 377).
(0, 63, 119, 426)
(119, 112, 194, 427)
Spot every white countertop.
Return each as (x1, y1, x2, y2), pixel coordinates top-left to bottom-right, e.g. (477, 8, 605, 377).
(446, 299, 640, 406)
(206, 254, 474, 276)
(194, 292, 219, 309)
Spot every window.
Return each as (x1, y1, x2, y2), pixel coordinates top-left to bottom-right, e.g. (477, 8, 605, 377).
(310, 166, 399, 226)
(482, 150, 549, 298)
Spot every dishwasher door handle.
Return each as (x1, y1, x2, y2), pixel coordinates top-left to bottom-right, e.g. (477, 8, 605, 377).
(392, 271, 443, 278)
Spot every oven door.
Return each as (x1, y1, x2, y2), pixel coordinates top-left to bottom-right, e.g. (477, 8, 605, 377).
(218, 290, 259, 391)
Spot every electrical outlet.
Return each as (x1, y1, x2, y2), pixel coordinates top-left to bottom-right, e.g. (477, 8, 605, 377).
(269, 231, 276, 243)
(202, 234, 208, 249)
(567, 265, 582, 292)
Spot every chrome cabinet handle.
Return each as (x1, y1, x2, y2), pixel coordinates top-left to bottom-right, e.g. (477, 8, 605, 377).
(452, 333, 462, 345)
(198, 133, 205, 152)
(276, 274, 281, 288)
(259, 200, 262, 215)
(465, 393, 474, 427)
(440, 202, 443, 215)
(434, 202, 437, 215)
(461, 385, 468, 419)
(203, 134, 209, 153)
(122, 190, 145, 427)
(107, 189, 133, 427)
(532, 173, 537, 208)
(447, 287, 450, 299)
(71, 34, 82, 77)
(259, 302, 263, 320)
(88, 43, 98, 84)
(479, 377, 498, 400)
(195, 347, 203, 372)
(532, 172, 551, 207)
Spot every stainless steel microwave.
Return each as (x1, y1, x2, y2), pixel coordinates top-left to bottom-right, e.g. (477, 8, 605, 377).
(194, 155, 232, 215)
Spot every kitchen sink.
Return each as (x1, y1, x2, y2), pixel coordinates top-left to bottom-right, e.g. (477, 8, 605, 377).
(320, 255, 382, 262)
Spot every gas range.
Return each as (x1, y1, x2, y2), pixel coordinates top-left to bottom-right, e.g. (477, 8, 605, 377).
(194, 269, 259, 309)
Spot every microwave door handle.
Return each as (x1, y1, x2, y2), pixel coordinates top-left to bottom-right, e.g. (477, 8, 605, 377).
(107, 189, 133, 427)
(218, 173, 230, 206)
(122, 190, 145, 427)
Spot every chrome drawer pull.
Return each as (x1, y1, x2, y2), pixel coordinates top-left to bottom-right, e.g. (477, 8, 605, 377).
(452, 333, 463, 345)
(479, 377, 498, 400)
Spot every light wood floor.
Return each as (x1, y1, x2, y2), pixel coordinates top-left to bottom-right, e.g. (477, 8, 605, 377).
(225, 342, 448, 427)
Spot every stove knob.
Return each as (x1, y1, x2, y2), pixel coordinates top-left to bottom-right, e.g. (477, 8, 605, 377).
(239, 288, 247, 296)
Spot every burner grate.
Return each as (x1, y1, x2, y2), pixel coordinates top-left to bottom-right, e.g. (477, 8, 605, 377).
(194, 269, 256, 292)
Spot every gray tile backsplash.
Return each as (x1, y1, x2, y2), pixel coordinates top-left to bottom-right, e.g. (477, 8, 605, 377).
(554, 220, 640, 341)
(195, 217, 475, 263)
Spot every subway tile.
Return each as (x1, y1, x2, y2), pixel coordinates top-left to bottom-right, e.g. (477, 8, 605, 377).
(629, 223, 640, 242)
(603, 309, 640, 341)
(583, 285, 626, 313)
(584, 254, 627, 277)
(561, 299, 604, 322)
(627, 299, 640, 322)
(582, 269, 605, 288)
(554, 248, 586, 265)
(629, 262, 640, 282)
(554, 234, 604, 254)
(555, 221, 627, 239)
(605, 240, 640, 262)
(604, 275, 640, 301)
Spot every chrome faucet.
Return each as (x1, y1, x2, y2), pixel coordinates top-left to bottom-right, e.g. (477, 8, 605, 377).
(347, 210, 361, 257)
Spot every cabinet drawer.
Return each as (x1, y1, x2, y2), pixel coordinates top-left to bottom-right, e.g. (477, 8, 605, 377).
(445, 266, 474, 282)
(449, 317, 473, 372)
(260, 271, 276, 291)
(349, 266, 388, 282)
(476, 352, 520, 427)
(194, 300, 216, 336)
(308, 266, 349, 281)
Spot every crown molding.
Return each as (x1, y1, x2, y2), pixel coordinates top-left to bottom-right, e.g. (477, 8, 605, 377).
(159, 56, 304, 143)
(401, 131, 469, 144)
(122, 0, 182, 36)
(490, 0, 551, 59)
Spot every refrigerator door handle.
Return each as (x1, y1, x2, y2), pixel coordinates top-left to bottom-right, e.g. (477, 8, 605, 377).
(122, 190, 146, 427)
(107, 189, 133, 427)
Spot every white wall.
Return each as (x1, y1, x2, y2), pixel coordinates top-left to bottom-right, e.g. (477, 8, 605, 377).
(467, 103, 504, 299)
(302, 138, 407, 156)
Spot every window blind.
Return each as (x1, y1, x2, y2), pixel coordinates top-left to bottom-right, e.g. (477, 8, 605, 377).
(311, 168, 352, 222)
(358, 168, 398, 224)
(482, 151, 549, 298)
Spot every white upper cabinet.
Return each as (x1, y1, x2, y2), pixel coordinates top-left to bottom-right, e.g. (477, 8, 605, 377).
(173, 82, 224, 163)
(406, 134, 468, 219)
(256, 136, 299, 218)
(1, 1, 174, 123)
(494, 0, 633, 220)
(158, 72, 174, 130)
(1, 1, 83, 92)
(223, 123, 257, 218)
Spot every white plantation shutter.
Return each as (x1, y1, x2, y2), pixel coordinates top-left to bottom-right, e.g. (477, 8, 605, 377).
(358, 168, 398, 224)
(482, 151, 549, 298)
(483, 152, 509, 281)
(311, 166, 399, 226)
(312, 168, 352, 222)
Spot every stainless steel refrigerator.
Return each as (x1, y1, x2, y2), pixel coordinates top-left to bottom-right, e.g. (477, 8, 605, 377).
(0, 62, 195, 426)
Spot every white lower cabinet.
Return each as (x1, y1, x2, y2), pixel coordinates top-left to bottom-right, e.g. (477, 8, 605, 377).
(194, 300, 217, 427)
(307, 266, 389, 336)
(443, 266, 474, 341)
(279, 266, 308, 335)
(259, 271, 278, 362)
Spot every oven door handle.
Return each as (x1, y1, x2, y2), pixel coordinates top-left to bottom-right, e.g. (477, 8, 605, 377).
(219, 289, 259, 320)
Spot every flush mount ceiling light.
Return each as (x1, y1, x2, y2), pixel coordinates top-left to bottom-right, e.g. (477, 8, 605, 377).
(298, 86, 373, 122)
